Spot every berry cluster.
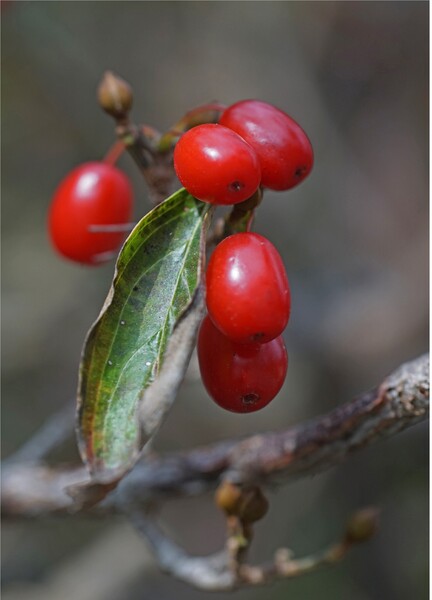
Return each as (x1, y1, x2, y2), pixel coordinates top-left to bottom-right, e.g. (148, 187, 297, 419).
(49, 97, 312, 415)
(174, 100, 313, 413)
(174, 99, 313, 204)
(48, 161, 133, 266)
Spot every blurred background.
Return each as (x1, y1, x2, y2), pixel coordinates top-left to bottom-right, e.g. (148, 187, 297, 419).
(2, 2, 428, 599)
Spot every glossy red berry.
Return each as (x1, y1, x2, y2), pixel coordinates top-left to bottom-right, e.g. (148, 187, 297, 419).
(206, 232, 290, 344)
(219, 100, 313, 191)
(173, 123, 261, 205)
(197, 316, 288, 413)
(48, 162, 133, 266)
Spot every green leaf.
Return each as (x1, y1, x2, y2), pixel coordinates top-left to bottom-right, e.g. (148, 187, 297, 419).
(77, 189, 212, 482)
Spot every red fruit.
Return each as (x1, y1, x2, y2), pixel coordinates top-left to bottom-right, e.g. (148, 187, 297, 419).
(206, 232, 290, 344)
(173, 123, 261, 205)
(48, 162, 133, 265)
(197, 316, 288, 413)
(219, 100, 313, 191)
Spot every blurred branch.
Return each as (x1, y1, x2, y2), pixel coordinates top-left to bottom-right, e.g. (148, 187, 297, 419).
(2, 354, 428, 518)
(3, 401, 75, 467)
(127, 506, 379, 591)
(1, 464, 86, 517)
(129, 511, 233, 590)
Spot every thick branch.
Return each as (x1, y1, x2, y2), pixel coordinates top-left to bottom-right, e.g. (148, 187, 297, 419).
(225, 352, 429, 485)
(113, 353, 429, 504)
(1, 354, 428, 517)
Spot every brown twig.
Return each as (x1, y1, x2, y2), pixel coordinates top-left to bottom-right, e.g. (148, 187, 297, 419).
(113, 121, 177, 207)
(126, 506, 379, 591)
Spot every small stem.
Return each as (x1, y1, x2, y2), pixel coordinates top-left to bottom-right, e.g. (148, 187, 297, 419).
(226, 516, 252, 573)
(140, 124, 162, 145)
(223, 187, 263, 238)
(275, 540, 350, 577)
(115, 122, 154, 170)
(158, 102, 226, 153)
(245, 211, 255, 233)
(88, 223, 136, 233)
(206, 218, 226, 247)
(114, 120, 176, 206)
(103, 140, 126, 167)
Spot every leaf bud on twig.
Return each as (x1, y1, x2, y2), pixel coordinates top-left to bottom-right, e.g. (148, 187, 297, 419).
(215, 481, 269, 523)
(98, 71, 133, 120)
(345, 507, 380, 544)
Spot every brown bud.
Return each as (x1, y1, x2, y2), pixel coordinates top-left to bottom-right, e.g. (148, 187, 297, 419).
(345, 507, 380, 544)
(215, 481, 243, 516)
(97, 71, 133, 120)
(237, 486, 269, 523)
(216, 481, 269, 523)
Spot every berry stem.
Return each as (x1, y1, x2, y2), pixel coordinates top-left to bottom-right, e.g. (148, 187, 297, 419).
(158, 102, 226, 153)
(115, 123, 153, 168)
(88, 223, 136, 233)
(103, 140, 126, 167)
(140, 124, 162, 145)
(223, 187, 263, 237)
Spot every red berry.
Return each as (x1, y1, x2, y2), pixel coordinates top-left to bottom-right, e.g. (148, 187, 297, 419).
(197, 316, 288, 413)
(219, 100, 313, 191)
(48, 162, 133, 265)
(173, 124, 261, 205)
(206, 232, 290, 344)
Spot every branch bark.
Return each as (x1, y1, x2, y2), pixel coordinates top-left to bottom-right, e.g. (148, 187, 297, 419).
(2, 354, 428, 518)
